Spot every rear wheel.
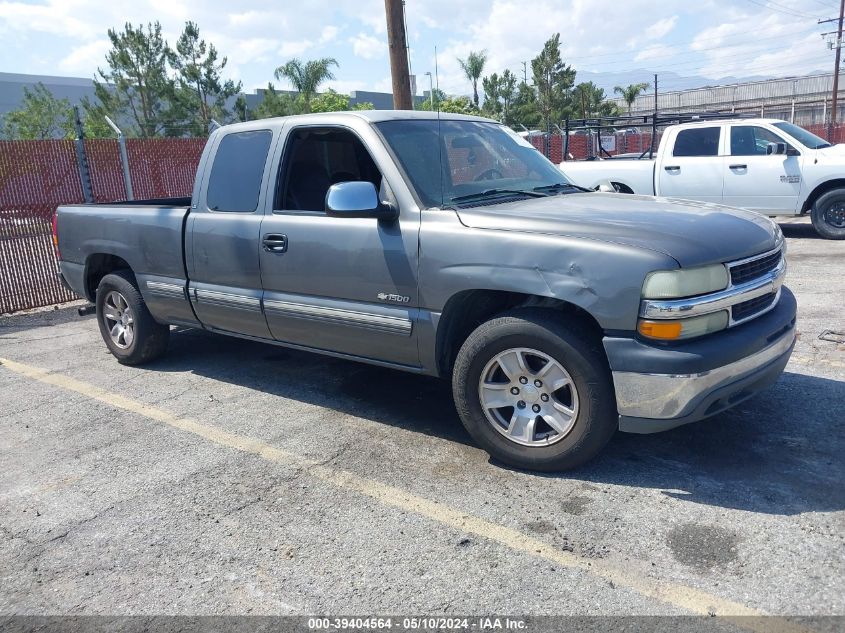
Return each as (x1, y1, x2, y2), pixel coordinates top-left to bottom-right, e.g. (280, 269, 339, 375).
(96, 270, 169, 365)
(452, 309, 617, 471)
(811, 188, 845, 240)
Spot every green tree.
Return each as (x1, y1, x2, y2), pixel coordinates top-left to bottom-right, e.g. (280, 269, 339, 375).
(417, 90, 478, 114)
(79, 96, 119, 138)
(573, 81, 620, 119)
(169, 21, 242, 135)
(481, 69, 518, 124)
(310, 89, 373, 112)
(92, 21, 176, 137)
(510, 81, 541, 129)
(1, 83, 74, 139)
(614, 82, 650, 115)
(457, 50, 487, 107)
(434, 95, 479, 115)
(418, 88, 448, 111)
(498, 70, 517, 125)
(233, 95, 250, 122)
(481, 73, 502, 118)
(531, 33, 575, 132)
(274, 57, 338, 112)
(253, 83, 301, 119)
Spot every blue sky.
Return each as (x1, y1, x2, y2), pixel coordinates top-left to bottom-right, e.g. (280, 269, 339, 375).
(0, 0, 836, 97)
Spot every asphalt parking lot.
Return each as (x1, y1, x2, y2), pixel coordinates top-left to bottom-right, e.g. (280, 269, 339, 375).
(0, 218, 843, 627)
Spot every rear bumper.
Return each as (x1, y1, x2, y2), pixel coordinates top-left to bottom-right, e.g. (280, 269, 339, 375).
(605, 286, 797, 433)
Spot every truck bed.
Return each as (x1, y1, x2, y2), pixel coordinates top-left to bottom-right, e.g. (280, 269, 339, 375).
(56, 202, 194, 327)
(560, 157, 656, 194)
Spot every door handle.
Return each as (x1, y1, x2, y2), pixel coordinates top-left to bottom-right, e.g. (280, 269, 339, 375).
(729, 164, 747, 170)
(262, 234, 288, 253)
(664, 165, 680, 172)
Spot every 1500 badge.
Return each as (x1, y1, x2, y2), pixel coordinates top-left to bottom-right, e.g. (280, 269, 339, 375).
(780, 175, 800, 184)
(377, 292, 410, 303)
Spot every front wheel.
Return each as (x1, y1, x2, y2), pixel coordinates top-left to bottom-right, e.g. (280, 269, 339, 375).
(96, 270, 169, 365)
(811, 189, 845, 240)
(452, 309, 617, 471)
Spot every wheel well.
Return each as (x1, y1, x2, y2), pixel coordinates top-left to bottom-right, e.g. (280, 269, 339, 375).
(611, 182, 634, 194)
(84, 254, 133, 301)
(801, 179, 845, 213)
(435, 290, 603, 378)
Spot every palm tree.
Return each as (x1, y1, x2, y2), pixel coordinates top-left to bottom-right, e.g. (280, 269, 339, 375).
(274, 57, 339, 112)
(458, 50, 488, 107)
(614, 82, 650, 115)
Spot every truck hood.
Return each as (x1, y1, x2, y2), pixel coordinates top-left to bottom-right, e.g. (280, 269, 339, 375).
(455, 192, 779, 267)
(813, 143, 845, 159)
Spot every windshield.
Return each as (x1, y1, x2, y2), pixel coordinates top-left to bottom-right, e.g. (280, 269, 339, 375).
(375, 119, 573, 207)
(772, 121, 831, 149)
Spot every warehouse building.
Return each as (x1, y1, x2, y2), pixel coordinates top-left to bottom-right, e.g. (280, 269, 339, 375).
(616, 73, 844, 126)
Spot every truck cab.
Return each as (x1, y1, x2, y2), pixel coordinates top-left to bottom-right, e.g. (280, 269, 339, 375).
(561, 118, 845, 239)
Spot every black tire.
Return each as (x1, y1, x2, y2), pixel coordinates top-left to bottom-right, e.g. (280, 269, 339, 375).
(452, 308, 617, 472)
(95, 270, 169, 365)
(811, 189, 845, 240)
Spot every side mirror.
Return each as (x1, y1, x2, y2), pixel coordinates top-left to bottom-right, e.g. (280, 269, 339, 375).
(766, 142, 787, 156)
(325, 181, 397, 221)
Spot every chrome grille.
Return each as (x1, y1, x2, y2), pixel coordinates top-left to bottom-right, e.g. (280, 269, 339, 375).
(730, 249, 782, 286)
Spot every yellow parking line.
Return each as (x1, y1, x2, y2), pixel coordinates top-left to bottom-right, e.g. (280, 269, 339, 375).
(0, 357, 813, 632)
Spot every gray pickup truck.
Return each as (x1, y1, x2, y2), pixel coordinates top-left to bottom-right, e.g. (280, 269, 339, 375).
(55, 111, 796, 471)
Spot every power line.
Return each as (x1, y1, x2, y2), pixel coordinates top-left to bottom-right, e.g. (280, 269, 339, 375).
(741, 0, 821, 20)
(562, 26, 820, 65)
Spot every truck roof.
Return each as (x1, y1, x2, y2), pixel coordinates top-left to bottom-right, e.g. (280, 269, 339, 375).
(219, 110, 496, 134)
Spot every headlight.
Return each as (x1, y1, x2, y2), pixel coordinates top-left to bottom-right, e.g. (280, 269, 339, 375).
(638, 311, 729, 341)
(642, 264, 729, 299)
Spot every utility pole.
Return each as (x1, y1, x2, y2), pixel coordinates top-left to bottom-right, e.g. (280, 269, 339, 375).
(522, 61, 528, 85)
(384, 0, 413, 110)
(821, 0, 845, 139)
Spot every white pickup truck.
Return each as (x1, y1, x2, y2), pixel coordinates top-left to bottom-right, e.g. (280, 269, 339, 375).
(560, 118, 845, 239)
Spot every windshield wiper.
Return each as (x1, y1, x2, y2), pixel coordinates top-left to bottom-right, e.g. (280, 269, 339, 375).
(815, 143, 832, 149)
(533, 182, 591, 194)
(449, 188, 548, 204)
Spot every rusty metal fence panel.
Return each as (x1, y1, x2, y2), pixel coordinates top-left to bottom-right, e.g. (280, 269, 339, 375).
(0, 140, 84, 314)
(0, 138, 206, 314)
(126, 138, 206, 200)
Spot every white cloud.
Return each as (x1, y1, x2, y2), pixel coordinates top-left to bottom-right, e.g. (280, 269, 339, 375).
(351, 33, 385, 60)
(59, 39, 111, 74)
(645, 15, 678, 40)
(634, 44, 679, 63)
(320, 25, 340, 44)
(0, 0, 100, 38)
(148, 0, 189, 19)
(279, 40, 312, 58)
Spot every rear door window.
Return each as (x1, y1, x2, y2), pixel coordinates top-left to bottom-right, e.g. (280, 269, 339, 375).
(207, 130, 273, 212)
(672, 127, 721, 157)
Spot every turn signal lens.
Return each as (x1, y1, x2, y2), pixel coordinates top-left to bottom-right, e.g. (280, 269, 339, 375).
(638, 320, 683, 340)
(638, 311, 729, 341)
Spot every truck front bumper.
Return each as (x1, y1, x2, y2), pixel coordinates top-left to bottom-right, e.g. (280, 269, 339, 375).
(604, 286, 797, 433)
